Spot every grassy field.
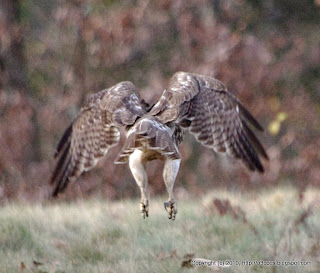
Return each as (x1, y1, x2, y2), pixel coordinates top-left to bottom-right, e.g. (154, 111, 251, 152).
(0, 187, 319, 273)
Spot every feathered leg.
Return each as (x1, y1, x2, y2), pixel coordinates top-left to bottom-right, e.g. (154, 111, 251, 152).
(163, 158, 181, 220)
(129, 150, 149, 219)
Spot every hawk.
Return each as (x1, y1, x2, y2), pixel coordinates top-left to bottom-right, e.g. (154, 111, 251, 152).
(51, 72, 268, 220)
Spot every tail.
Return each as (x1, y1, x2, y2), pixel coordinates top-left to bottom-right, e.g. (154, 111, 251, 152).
(114, 117, 181, 164)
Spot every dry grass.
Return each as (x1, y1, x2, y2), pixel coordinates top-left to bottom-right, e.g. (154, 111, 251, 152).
(0, 187, 319, 273)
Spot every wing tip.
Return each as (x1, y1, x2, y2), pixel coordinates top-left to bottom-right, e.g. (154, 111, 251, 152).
(55, 124, 73, 157)
(255, 160, 265, 173)
(237, 102, 264, 132)
(51, 186, 60, 198)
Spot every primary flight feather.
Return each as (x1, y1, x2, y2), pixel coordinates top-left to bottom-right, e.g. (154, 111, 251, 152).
(51, 72, 268, 219)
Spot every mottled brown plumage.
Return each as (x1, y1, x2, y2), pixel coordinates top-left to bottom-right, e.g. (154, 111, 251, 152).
(151, 72, 268, 172)
(51, 81, 146, 196)
(51, 72, 268, 219)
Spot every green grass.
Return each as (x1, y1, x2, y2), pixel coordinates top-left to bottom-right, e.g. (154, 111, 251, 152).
(0, 187, 319, 273)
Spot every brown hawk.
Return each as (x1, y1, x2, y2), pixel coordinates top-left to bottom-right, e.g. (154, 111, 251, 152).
(51, 72, 268, 220)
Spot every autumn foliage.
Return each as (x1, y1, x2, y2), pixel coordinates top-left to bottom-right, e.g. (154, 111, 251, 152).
(0, 0, 319, 201)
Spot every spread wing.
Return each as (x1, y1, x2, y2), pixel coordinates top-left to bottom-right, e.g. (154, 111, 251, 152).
(150, 71, 268, 172)
(51, 81, 146, 196)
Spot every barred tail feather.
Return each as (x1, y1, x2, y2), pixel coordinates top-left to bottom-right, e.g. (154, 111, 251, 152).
(114, 118, 180, 164)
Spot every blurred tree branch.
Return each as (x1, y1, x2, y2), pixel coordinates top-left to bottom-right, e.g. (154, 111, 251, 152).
(0, 0, 319, 201)
(0, 0, 41, 163)
(0, 0, 28, 91)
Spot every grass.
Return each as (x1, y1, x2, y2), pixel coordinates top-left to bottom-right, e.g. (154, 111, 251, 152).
(0, 187, 319, 273)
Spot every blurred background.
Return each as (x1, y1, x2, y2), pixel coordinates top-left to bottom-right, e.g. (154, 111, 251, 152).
(0, 0, 319, 202)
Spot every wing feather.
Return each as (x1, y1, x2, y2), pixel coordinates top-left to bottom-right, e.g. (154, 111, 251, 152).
(51, 81, 146, 196)
(152, 72, 268, 172)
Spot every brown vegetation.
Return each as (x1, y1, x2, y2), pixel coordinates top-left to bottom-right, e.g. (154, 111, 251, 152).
(0, 0, 319, 201)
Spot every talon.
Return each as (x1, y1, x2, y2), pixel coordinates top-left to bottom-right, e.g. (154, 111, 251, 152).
(164, 200, 177, 220)
(140, 199, 149, 219)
